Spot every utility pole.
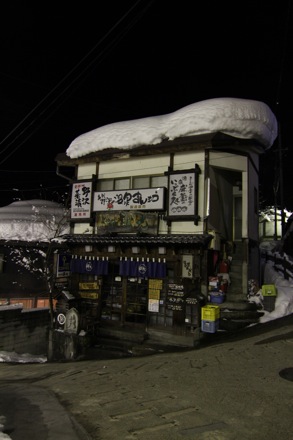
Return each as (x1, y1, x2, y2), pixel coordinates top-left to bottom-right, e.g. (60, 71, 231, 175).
(278, 122, 285, 237)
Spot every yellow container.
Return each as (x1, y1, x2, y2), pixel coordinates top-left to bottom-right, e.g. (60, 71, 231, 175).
(262, 284, 277, 297)
(201, 305, 220, 321)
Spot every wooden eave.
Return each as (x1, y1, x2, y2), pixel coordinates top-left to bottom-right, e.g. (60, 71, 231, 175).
(0, 239, 51, 248)
(52, 233, 213, 248)
(55, 132, 265, 167)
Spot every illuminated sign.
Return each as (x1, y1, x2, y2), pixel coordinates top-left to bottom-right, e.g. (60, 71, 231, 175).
(93, 187, 165, 211)
(71, 181, 92, 219)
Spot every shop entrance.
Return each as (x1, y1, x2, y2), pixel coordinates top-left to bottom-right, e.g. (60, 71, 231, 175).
(125, 277, 148, 324)
(100, 262, 148, 325)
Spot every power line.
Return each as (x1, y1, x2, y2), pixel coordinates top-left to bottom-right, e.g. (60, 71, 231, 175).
(0, 0, 155, 166)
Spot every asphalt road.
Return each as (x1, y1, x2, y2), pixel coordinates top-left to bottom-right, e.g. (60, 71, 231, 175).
(0, 383, 90, 440)
(0, 315, 293, 440)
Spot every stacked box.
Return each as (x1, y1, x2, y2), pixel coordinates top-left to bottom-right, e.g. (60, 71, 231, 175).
(201, 305, 220, 333)
(262, 284, 277, 312)
(262, 284, 277, 296)
(201, 305, 220, 320)
(201, 319, 219, 333)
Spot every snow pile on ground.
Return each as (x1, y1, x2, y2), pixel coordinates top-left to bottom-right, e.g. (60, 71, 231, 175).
(259, 260, 293, 322)
(0, 351, 47, 363)
(67, 97, 278, 158)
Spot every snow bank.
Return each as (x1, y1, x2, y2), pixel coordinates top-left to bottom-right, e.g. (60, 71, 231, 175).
(260, 260, 293, 322)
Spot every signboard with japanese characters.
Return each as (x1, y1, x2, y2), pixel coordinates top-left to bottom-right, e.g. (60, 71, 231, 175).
(165, 165, 201, 224)
(168, 171, 195, 216)
(167, 283, 185, 311)
(182, 254, 193, 278)
(93, 187, 165, 211)
(71, 181, 92, 219)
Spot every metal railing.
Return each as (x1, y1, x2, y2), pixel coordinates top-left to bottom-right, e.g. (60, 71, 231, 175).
(261, 249, 293, 281)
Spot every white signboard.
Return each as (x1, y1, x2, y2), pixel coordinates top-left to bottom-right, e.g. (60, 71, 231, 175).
(168, 172, 195, 217)
(182, 254, 193, 278)
(71, 181, 92, 219)
(93, 187, 165, 211)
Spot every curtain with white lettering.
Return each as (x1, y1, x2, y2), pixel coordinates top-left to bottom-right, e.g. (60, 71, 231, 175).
(119, 258, 166, 278)
(70, 257, 109, 275)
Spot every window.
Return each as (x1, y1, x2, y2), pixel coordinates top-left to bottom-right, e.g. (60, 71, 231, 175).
(151, 175, 167, 188)
(97, 178, 130, 191)
(133, 176, 149, 188)
(98, 175, 167, 191)
(97, 180, 113, 191)
(114, 178, 130, 190)
(133, 175, 167, 189)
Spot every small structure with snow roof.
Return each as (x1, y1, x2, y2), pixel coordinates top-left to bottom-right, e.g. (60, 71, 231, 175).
(55, 97, 278, 346)
(0, 200, 70, 308)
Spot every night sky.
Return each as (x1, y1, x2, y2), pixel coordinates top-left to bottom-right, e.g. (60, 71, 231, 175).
(0, 1, 292, 209)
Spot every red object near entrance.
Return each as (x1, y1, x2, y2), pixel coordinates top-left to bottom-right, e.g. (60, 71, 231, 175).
(219, 260, 229, 273)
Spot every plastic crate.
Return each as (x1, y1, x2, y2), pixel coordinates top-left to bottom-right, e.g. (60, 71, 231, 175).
(262, 284, 277, 296)
(209, 291, 225, 304)
(201, 319, 219, 333)
(201, 305, 220, 321)
(263, 296, 276, 312)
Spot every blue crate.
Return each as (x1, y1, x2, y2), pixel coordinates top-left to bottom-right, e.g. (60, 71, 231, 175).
(201, 319, 219, 333)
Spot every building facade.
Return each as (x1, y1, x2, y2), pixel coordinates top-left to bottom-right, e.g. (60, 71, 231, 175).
(54, 128, 269, 346)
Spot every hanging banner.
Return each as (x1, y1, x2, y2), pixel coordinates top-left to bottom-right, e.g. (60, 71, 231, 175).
(71, 181, 92, 219)
(71, 258, 108, 275)
(119, 259, 166, 279)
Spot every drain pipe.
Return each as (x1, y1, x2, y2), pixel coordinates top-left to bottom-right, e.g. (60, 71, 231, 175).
(56, 165, 74, 183)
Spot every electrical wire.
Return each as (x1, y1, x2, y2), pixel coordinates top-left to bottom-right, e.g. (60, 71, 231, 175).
(0, 0, 156, 165)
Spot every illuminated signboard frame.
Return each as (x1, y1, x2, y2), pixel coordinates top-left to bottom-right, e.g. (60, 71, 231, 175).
(165, 164, 201, 225)
(93, 187, 165, 212)
(71, 180, 93, 220)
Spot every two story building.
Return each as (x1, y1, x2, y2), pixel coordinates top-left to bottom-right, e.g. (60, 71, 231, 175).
(54, 97, 278, 347)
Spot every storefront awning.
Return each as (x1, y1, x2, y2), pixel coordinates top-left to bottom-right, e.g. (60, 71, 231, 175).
(55, 233, 213, 248)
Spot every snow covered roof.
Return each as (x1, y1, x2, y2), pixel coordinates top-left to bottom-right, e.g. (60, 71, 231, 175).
(0, 200, 70, 242)
(0, 200, 66, 221)
(66, 98, 278, 159)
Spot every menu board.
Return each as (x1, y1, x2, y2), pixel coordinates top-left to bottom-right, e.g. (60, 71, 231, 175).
(167, 283, 185, 311)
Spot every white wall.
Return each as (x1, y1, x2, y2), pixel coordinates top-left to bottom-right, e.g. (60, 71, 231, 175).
(98, 155, 170, 178)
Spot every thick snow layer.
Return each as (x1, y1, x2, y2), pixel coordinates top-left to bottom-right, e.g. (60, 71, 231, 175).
(67, 98, 278, 159)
